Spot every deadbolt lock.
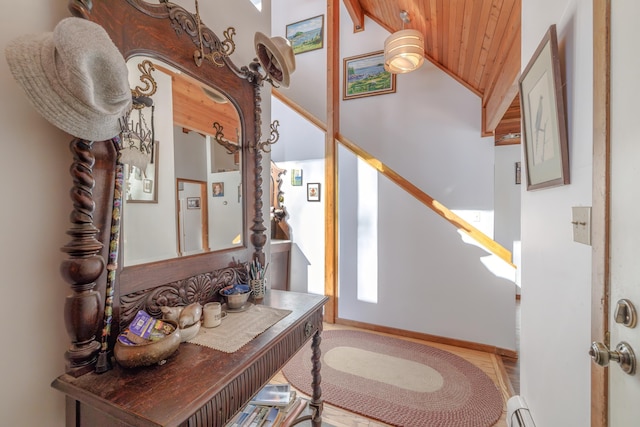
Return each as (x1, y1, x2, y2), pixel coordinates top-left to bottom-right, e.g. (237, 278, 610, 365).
(589, 341, 636, 375)
(614, 299, 637, 328)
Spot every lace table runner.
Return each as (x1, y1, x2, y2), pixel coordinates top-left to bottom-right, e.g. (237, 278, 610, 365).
(188, 303, 292, 353)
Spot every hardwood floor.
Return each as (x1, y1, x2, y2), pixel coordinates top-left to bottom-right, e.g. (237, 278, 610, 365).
(272, 313, 522, 427)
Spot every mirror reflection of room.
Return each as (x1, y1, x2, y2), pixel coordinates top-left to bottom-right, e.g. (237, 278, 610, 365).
(123, 57, 243, 266)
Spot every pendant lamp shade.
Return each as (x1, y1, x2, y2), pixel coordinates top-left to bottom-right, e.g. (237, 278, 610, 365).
(384, 28, 425, 73)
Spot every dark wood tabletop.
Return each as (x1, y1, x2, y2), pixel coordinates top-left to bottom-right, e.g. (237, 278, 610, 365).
(52, 290, 327, 427)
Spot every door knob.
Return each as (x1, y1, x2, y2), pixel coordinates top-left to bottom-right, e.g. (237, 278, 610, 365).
(589, 341, 636, 375)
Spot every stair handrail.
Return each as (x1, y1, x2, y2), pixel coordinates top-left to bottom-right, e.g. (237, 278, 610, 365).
(272, 90, 514, 267)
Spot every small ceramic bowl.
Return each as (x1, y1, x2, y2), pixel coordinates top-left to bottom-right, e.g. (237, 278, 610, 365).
(220, 285, 251, 309)
(114, 320, 181, 368)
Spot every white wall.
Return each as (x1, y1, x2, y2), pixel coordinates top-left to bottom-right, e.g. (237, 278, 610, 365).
(338, 148, 516, 349)
(0, 2, 270, 426)
(271, 96, 326, 295)
(124, 59, 177, 265)
(271, 0, 327, 123)
(495, 144, 522, 288)
(271, 158, 326, 295)
(520, 0, 593, 425)
(1, 3, 81, 426)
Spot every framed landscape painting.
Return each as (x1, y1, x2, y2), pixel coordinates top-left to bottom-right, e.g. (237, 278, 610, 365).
(343, 51, 396, 100)
(286, 15, 324, 55)
(519, 25, 569, 190)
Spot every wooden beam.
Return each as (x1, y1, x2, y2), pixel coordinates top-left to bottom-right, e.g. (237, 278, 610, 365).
(324, 0, 340, 323)
(342, 0, 365, 32)
(272, 90, 326, 131)
(483, 28, 521, 133)
(591, 0, 610, 425)
(494, 96, 521, 145)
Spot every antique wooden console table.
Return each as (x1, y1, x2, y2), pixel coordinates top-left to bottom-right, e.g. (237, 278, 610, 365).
(52, 291, 327, 427)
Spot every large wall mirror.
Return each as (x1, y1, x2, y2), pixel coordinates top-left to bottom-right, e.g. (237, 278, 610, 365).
(123, 57, 244, 266)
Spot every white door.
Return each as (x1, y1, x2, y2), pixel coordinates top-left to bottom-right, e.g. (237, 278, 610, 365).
(209, 171, 242, 250)
(178, 180, 205, 255)
(607, 1, 640, 424)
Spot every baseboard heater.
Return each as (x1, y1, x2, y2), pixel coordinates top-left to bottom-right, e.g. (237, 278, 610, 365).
(507, 395, 536, 427)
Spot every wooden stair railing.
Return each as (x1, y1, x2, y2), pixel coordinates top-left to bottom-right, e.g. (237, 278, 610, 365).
(272, 90, 515, 267)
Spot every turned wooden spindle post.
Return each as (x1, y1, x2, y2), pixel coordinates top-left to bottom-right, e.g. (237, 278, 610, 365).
(59, 138, 105, 376)
(250, 82, 267, 265)
(309, 327, 324, 427)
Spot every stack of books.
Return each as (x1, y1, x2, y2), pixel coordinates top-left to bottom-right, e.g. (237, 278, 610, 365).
(226, 383, 307, 427)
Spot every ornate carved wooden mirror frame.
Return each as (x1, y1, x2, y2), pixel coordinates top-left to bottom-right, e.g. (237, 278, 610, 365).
(62, 0, 270, 376)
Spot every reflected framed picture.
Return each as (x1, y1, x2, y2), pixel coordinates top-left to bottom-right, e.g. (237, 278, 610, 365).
(291, 169, 303, 186)
(307, 183, 320, 202)
(343, 51, 396, 100)
(519, 25, 569, 191)
(187, 197, 201, 209)
(286, 15, 324, 55)
(122, 140, 159, 203)
(212, 182, 224, 197)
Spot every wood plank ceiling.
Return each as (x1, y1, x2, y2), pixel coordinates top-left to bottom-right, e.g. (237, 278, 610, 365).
(343, 0, 522, 145)
(155, 64, 240, 144)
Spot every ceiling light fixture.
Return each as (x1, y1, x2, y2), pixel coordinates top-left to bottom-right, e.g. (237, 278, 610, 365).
(384, 11, 425, 74)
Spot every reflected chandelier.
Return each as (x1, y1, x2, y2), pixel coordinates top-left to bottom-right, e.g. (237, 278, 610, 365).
(384, 10, 425, 74)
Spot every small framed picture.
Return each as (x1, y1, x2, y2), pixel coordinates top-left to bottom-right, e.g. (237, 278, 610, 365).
(212, 182, 224, 197)
(286, 15, 324, 55)
(307, 183, 321, 202)
(291, 169, 303, 186)
(187, 197, 201, 209)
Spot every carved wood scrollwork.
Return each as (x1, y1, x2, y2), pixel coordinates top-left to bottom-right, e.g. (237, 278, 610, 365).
(163, 1, 199, 39)
(164, 1, 236, 68)
(212, 122, 239, 154)
(119, 265, 248, 328)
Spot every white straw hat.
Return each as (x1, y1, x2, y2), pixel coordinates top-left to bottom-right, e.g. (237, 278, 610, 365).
(5, 17, 132, 141)
(254, 32, 296, 88)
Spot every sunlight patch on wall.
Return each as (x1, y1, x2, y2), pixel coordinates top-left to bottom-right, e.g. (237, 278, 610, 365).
(457, 230, 516, 283)
(249, 0, 262, 11)
(357, 158, 378, 303)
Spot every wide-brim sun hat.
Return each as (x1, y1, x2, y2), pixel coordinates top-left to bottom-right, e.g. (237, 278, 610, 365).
(254, 32, 296, 88)
(5, 17, 132, 141)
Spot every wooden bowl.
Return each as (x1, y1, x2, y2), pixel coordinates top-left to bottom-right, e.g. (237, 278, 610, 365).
(114, 320, 181, 368)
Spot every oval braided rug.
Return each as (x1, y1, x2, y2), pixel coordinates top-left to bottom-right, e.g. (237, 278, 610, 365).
(282, 330, 503, 427)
